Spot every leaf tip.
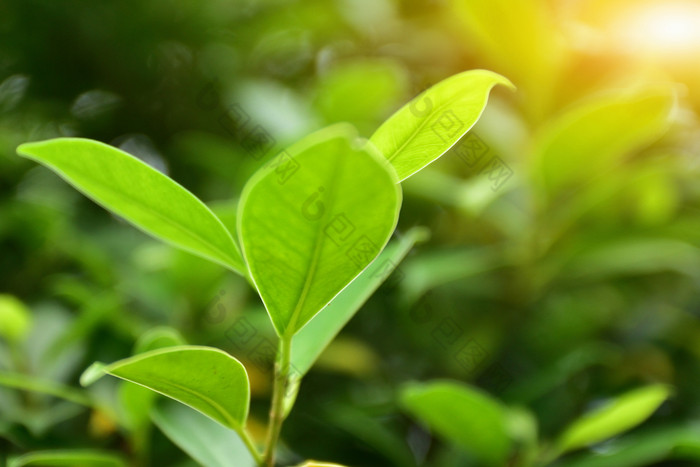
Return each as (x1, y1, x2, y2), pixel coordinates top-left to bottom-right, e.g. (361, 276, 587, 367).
(80, 362, 108, 387)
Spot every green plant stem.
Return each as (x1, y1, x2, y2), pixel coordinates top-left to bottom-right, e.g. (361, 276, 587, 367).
(240, 429, 263, 465)
(261, 336, 293, 467)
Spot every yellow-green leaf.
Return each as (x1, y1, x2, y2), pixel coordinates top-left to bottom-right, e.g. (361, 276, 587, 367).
(400, 380, 511, 466)
(558, 384, 672, 453)
(370, 69, 513, 181)
(80, 346, 249, 433)
(17, 138, 245, 274)
(238, 124, 401, 337)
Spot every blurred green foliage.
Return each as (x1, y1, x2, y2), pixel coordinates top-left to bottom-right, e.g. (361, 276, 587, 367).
(2, 0, 700, 466)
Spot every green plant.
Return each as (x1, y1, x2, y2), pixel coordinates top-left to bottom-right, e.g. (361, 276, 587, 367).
(399, 380, 673, 466)
(11, 70, 512, 466)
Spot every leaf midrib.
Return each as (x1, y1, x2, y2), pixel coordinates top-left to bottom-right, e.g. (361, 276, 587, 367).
(113, 371, 241, 429)
(382, 93, 454, 163)
(284, 153, 345, 335)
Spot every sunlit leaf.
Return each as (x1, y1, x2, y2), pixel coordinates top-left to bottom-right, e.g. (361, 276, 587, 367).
(400, 380, 511, 466)
(557, 384, 671, 453)
(370, 69, 513, 181)
(8, 450, 125, 467)
(291, 227, 427, 375)
(152, 401, 256, 467)
(16, 138, 245, 274)
(80, 346, 250, 433)
(238, 124, 401, 337)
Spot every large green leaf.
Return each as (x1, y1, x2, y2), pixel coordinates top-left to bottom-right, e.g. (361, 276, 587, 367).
(533, 86, 675, 196)
(370, 69, 513, 181)
(152, 401, 256, 467)
(557, 384, 671, 454)
(400, 381, 511, 466)
(8, 450, 126, 467)
(16, 138, 245, 274)
(80, 346, 250, 433)
(238, 124, 401, 337)
(291, 227, 427, 375)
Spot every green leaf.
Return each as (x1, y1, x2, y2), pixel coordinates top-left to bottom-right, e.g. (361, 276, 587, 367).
(557, 384, 672, 454)
(238, 124, 401, 337)
(291, 227, 427, 375)
(0, 294, 32, 343)
(533, 86, 675, 196)
(560, 425, 700, 467)
(120, 326, 186, 431)
(16, 138, 245, 274)
(370, 70, 513, 181)
(8, 450, 125, 467)
(80, 345, 250, 433)
(0, 371, 92, 407)
(152, 401, 256, 467)
(400, 380, 511, 466)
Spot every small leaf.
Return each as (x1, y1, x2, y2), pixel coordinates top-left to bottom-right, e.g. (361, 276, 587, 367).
(80, 346, 250, 432)
(17, 138, 245, 274)
(8, 450, 125, 467)
(370, 69, 513, 181)
(0, 294, 32, 343)
(120, 327, 186, 431)
(557, 384, 672, 453)
(152, 401, 256, 467)
(238, 124, 401, 336)
(400, 380, 511, 466)
(291, 227, 427, 375)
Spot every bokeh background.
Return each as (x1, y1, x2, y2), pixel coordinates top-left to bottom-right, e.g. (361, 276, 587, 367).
(2, 0, 700, 465)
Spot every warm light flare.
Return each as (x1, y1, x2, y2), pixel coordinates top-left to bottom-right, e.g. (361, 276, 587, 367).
(612, 2, 700, 57)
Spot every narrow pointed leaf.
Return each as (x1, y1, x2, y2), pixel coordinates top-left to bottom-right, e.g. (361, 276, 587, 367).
(80, 346, 250, 432)
(152, 401, 256, 467)
(370, 69, 514, 181)
(557, 384, 671, 454)
(238, 124, 401, 337)
(292, 227, 427, 375)
(400, 381, 512, 466)
(8, 450, 126, 467)
(17, 138, 245, 274)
